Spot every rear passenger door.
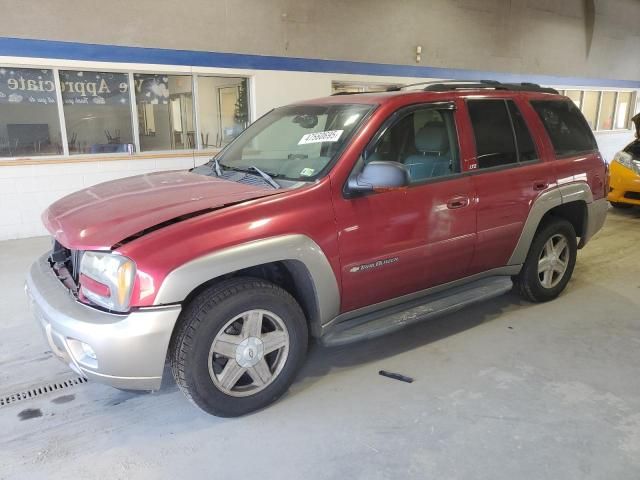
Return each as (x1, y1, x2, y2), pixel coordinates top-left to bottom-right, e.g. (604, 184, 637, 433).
(463, 98, 555, 274)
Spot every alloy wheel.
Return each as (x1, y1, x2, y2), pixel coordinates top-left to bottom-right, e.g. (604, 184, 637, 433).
(537, 233, 570, 289)
(208, 309, 290, 397)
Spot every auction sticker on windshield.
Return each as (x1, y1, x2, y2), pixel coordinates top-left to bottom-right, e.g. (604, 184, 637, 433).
(298, 130, 343, 145)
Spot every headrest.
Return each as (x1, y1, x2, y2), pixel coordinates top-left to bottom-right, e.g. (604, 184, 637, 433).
(415, 123, 449, 152)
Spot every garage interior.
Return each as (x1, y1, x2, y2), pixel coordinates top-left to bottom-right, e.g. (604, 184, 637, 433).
(1, 1, 640, 479)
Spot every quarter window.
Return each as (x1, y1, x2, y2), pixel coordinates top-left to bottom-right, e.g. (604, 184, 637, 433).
(530, 100, 597, 157)
(366, 107, 460, 182)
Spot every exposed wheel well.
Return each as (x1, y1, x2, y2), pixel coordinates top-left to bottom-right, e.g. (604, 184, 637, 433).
(540, 201, 587, 246)
(179, 260, 322, 337)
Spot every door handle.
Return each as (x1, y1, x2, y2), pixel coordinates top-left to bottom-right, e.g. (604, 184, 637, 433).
(446, 195, 470, 209)
(533, 181, 549, 191)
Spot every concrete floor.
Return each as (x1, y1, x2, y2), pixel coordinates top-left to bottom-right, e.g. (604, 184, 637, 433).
(1, 207, 640, 480)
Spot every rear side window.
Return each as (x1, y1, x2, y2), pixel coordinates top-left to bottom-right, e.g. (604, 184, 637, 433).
(530, 100, 597, 157)
(468, 99, 537, 169)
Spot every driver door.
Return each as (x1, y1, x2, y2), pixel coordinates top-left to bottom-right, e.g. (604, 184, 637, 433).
(333, 102, 477, 312)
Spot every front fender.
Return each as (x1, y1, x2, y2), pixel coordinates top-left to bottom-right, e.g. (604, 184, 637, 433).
(153, 234, 340, 326)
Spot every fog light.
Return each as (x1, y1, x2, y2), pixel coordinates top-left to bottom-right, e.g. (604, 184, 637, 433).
(81, 342, 97, 360)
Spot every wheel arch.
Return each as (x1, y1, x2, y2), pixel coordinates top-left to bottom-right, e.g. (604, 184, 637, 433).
(155, 235, 340, 337)
(508, 183, 593, 265)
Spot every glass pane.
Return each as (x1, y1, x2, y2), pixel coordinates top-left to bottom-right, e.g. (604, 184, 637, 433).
(217, 103, 373, 181)
(581, 91, 600, 129)
(196, 76, 248, 148)
(597, 91, 616, 130)
(615, 92, 632, 129)
(531, 100, 597, 157)
(134, 74, 194, 151)
(0, 67, 62, 157)
(59, 70, 134, 155)
(507, 101, 538, 162)
(565, 90, 582, 109)
(467, 100, 518, 168)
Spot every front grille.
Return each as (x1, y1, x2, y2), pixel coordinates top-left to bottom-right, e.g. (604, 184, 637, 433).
(50, 240, 82, 288)
(624, 191, 640, 200)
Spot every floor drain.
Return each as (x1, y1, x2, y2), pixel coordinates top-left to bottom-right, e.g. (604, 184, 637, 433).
(0, 376, 88, 407)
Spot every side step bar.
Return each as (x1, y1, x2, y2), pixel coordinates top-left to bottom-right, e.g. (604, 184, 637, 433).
(320, 276, 513, 347)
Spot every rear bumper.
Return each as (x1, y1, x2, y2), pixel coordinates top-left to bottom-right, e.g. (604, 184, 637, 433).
(607, 162, 640, 206)
(25, 253, 181, 390)
(580, 198, 608, 247)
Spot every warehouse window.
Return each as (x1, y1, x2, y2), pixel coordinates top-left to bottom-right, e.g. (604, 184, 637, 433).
(597, 91, 616, 130)
(0, 67, 62, 157)
(581, 91, 600, 130)
(197, 76, 248, 148)
(60, 70, 135, 155)
(134, 74, 195, 151)
(331, 81, 402, 94)
(615, 92, 633, 130)
(560, 88, 637, 132)
(564, 90, 582, 109)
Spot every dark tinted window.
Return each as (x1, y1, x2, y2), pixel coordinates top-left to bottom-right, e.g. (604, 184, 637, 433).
(467, 100, 517, 168)
(530, 100, 597, 157)
(507, 101, 537, 161)
(366, 107, 460, 182)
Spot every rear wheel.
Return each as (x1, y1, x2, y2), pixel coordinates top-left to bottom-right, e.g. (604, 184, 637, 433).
(170, 277, 308, 417)
(514, 218, 577, 303)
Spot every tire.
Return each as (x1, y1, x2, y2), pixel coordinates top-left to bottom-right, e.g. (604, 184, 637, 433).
(610, 201, 633, 209)
(514, 218, 577, 303)
(170, 277, 308, 417)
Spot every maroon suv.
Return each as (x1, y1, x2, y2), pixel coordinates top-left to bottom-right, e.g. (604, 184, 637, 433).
(27, 80, 608, 416)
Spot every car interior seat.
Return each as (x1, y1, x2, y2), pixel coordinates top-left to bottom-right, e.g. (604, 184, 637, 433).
(402, 123, 451, 181)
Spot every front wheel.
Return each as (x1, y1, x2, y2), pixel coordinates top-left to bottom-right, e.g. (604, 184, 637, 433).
(514, 218, 577, 303)
(170, 277, 308, 417)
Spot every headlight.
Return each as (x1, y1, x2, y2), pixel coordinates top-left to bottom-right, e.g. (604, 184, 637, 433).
(79, 251, 136, 312)
(613, 151, 640, 175)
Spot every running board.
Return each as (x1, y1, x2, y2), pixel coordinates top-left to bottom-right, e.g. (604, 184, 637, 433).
(320, 276, 513, 347)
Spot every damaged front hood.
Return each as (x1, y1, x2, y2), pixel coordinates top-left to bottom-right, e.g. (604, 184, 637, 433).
(43, 170, 278, 250)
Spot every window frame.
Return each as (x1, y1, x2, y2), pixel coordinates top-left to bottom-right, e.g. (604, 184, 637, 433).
(346, 101, 464, 193)
(464, 98, 541, 174)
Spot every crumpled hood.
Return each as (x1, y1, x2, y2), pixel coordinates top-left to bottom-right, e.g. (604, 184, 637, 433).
(43, 170, 277, 250)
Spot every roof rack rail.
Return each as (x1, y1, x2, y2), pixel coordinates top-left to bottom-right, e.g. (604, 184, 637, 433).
(422, 80, 558, 94)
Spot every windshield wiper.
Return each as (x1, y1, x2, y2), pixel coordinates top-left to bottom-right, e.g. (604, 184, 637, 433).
(213, 157, 223, 177)
(246, 166, 280, 189)
(218, 163, 281, 189)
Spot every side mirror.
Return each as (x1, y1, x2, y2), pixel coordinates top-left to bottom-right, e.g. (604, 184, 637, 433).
(347, 161, 410, 193)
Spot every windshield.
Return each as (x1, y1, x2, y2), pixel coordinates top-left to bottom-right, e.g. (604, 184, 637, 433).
(215, 103, 374, 181)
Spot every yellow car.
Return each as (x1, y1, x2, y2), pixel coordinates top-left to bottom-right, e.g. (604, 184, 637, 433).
(608, 114, 640, 209)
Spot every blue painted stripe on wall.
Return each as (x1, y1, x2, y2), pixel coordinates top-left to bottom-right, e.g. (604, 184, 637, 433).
(0, 36, 639, 88)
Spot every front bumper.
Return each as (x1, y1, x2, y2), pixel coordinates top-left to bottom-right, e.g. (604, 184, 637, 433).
(607, 161, 640, 206)
(25, 253, 181, 390)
